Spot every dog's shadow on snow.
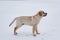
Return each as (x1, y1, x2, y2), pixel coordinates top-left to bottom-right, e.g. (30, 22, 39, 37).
(15, 32, 33, 37)
(14, 32, 47, 38)
(12, 32, 48, 40)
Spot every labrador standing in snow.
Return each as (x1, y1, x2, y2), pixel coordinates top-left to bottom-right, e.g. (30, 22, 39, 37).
(9, 10, 47, 36)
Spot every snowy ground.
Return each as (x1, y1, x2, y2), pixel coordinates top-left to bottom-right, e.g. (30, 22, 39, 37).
(0, 0, 60, 40)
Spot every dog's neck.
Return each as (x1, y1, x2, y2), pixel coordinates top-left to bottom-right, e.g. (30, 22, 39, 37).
(32, 15, 42, 25)
(33, 14, 42, 21)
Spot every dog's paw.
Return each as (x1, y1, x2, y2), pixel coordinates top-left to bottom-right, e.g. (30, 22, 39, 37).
(33, 34, 36, 36)
(36, 33, 40, 34)
(14, 32, 17, 35)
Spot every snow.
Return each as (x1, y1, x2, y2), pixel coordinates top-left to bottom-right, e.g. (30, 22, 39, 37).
(0, 1, 60, 40)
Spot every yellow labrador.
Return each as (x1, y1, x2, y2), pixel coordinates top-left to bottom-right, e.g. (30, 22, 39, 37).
(9, 10, 47, 36)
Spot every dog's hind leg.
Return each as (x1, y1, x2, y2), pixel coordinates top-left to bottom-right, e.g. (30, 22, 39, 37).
(14, 25, 22, 35)
(14, 26, 19, 35)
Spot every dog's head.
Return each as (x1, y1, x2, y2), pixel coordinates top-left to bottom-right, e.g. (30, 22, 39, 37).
(38, 11, 47, 17)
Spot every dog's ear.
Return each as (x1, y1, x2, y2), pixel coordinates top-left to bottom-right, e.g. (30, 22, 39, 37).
(39, 12, 42, 16)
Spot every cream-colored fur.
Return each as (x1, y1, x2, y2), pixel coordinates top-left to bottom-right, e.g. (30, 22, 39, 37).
(9, 10, 47, 36)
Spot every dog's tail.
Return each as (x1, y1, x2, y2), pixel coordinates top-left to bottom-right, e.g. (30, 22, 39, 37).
(9, 17, 17, 27)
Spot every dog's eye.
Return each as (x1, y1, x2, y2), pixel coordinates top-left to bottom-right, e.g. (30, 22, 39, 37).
(43, 12, 44, 13)
(39, 12, 42, 16)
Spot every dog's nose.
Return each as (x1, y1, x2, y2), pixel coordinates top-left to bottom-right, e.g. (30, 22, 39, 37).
(45, 13, 47, 15)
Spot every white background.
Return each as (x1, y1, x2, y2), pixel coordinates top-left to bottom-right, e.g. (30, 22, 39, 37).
(0, 0, 60, 40)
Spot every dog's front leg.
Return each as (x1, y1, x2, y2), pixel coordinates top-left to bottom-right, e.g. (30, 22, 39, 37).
(32, 25, 40, 36)
(33, 25, 36, 36)
(32, 25, 37, 36)
(35, 26, 40, 34)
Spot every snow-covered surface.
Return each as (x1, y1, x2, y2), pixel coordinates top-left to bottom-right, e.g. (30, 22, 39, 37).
(0, 1, 60, 40)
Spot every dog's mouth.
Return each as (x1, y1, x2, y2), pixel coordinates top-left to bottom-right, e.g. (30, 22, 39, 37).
(43, 13, 47, 17)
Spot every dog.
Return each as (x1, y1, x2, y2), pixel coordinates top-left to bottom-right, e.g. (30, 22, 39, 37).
(9, 10, 47, 36)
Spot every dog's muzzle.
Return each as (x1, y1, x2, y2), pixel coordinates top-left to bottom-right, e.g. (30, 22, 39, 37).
(43, 13, 47, 17)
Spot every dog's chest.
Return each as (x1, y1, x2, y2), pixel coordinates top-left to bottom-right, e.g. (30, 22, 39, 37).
(32, 16, 41, 24)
